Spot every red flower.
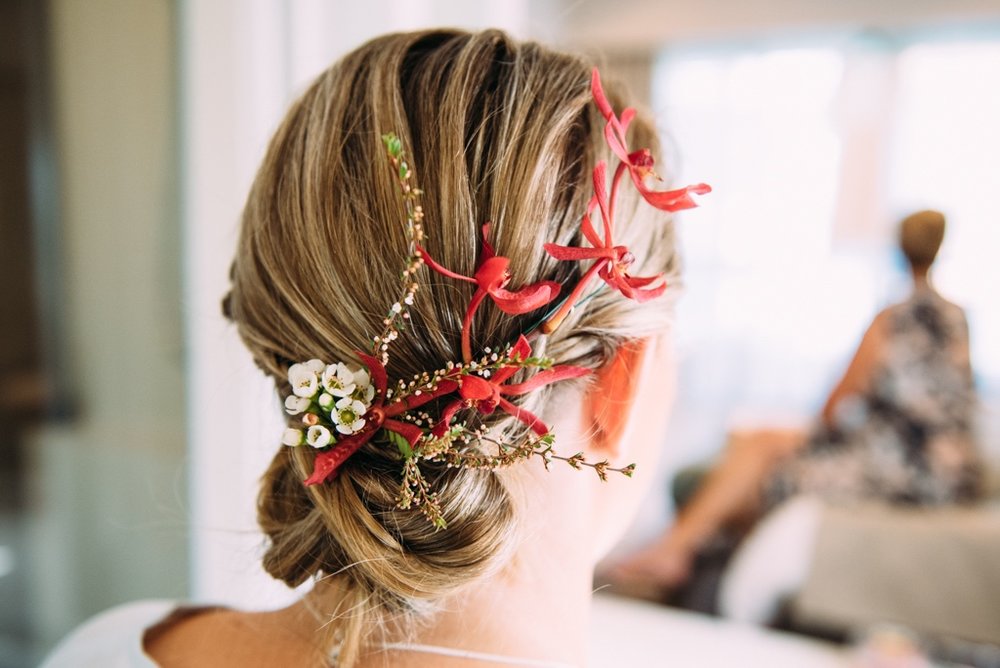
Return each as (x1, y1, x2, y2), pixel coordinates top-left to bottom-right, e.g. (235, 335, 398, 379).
(304, 337, 588, 485)
(304, 351, 459, 485)
(432, 335, 589, 437)
(590, 68, 711, 213)
(542, 162, 667, 333)
(418, 224, 560, 363)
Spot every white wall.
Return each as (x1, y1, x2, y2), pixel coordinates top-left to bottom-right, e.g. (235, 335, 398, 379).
(568, 0, 1000, 48)
(29, 0, 187, 648)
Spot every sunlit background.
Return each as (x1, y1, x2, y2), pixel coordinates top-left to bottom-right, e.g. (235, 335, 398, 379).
(2, 1, 999, 666)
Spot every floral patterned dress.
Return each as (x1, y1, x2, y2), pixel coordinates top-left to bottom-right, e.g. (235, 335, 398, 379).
(767, 288, 983, 507)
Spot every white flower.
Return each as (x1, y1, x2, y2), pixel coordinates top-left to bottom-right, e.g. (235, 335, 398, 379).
(306, 425, 332, 448)
(349, 367, 376, 405)
(322, 362, 356, 397)
(281, 428, 304, 447)
(352, 383, 376, 404)
(332, 397, 367, 435)
(318, 393, 334, 410)
(284, 395, 310, 415)
(289, 360, 323, 398)
(352, 367, 371, 388)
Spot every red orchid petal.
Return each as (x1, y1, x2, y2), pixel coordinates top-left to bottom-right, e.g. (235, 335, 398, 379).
(356, 351, 388, 402)
(592, 162, 614, 245)
(627, 148, 656, 173)
(491, 368, 519, 386)
(629, 281, 668, 302)
(606, 273, 636, 300)
(431, 399, 463, 437)
(603, 120, 632, 164)
(461, 289, 489, 363)
(480, 223, 496, 260)
(384, 419, 423, 446)
(511, 335, 532, 360)
(544, 243, 614, 261)
(540, 259, 607, 335)
(499, 365, 591, 395)
(634, 176, 713, 212)
(303, 449, 346, 486)
(621, 273, 664, 288)
(384, 379, 459, 417)
(491, 281, 560, 315)
(492, 335, 534, 384)
(498, 397, 550, 436)
(459, 374, 495, 401)
(607, 271, 667, 302)
(580, 200, 605, 248)
(475, 256, 510, 292)
(590, 67, 615, 121)
(417, 244, 476, 283)
(303, 425, 378, 485)
(620, 107, 636, 134)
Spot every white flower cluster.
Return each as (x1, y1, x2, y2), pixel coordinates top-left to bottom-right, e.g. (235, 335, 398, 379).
(280, 359, 376, 449)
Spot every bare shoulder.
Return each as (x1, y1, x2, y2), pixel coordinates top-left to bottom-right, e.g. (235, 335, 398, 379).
(145, 607, 324, 667)
(864, 308, 892, 345)
(937, 295, 969, 324)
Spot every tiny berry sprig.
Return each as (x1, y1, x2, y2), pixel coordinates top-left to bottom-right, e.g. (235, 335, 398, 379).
(372, 133, 425, 365)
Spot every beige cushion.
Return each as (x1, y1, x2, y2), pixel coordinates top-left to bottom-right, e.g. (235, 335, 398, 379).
(792, 502, 1000, 645)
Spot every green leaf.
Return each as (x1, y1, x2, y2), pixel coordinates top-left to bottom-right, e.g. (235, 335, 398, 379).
(388, 430, 414, 458)
(381, 132, 402, 157)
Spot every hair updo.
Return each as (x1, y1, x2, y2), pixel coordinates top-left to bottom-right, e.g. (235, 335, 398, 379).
(223, 28, 679, 664)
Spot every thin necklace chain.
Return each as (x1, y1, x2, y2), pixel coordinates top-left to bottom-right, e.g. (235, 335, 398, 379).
(380, 641, 577, 667)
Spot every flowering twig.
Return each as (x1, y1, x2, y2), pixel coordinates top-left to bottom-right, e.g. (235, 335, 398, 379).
(373, 133, 425, 364)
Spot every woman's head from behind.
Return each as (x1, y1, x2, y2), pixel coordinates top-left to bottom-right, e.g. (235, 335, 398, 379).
(224, 28, 680, 664)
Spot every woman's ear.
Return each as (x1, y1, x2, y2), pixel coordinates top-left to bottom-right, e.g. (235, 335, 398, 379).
(583, 339, 649, 458)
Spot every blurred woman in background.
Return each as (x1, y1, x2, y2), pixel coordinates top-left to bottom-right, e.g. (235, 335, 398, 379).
(612, 209, 983, 594)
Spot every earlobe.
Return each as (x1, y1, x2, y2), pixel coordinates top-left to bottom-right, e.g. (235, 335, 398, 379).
(584, 339, 649, 457)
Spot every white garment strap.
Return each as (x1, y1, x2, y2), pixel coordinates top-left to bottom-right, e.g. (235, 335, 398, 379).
(381, 642, 577, 667)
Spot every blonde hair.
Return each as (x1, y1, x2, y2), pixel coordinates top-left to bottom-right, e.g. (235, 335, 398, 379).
(224, 29, 679, 665)
(899, 209, 946, 270)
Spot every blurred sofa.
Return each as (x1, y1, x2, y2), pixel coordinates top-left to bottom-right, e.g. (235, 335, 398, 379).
(788, 495, 1000, 646)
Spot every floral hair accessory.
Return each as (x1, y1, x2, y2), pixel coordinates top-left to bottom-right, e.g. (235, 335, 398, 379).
(280, 70, 709, 528)
(417, 224, 560, 363)
(590, 68, 712, 213)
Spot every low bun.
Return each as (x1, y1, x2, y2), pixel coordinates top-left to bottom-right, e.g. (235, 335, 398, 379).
(257, 440, 517, 664)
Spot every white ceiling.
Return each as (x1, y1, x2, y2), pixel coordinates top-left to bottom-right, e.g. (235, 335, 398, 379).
(561, 0, 1000, 50)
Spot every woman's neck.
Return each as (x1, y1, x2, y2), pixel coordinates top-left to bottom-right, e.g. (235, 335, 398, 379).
(413, 457, 600, 664)
(294, 463, 598, 666)
(911, 267, 932, 291)
(399, 527, 594, 664)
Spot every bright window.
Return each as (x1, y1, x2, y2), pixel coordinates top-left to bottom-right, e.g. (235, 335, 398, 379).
(654, 33, 1000, 470)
